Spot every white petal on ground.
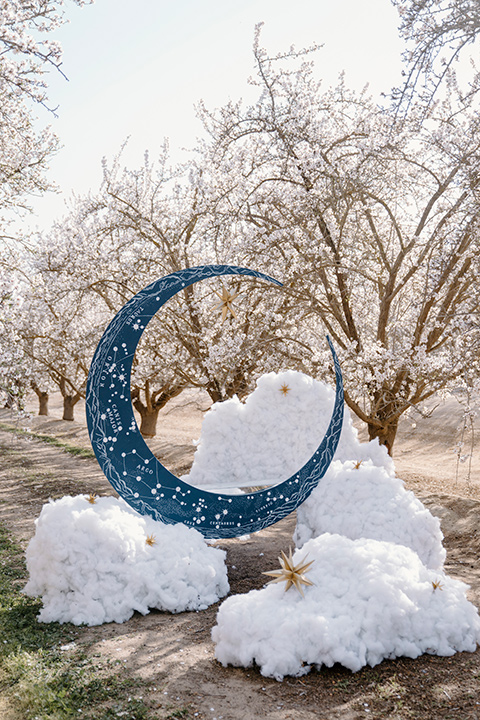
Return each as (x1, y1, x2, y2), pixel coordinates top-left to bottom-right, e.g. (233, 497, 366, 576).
(212, 535, 480, 680)
(24, 495, 229, 626)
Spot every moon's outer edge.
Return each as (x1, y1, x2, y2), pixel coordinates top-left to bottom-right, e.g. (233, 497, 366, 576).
(86, 265, 344, 539)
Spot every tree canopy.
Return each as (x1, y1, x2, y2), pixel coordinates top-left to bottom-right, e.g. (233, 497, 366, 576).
(4, 1, 480, 455)
(0, 0, 87, 243)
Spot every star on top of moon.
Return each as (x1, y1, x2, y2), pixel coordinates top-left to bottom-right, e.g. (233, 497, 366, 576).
(213, 285, 240, 323)
(263, 548, 315, 597)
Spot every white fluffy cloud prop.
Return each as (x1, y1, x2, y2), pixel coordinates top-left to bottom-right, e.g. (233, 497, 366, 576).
(24, 495, 229, 626)
(294, 460, 445, 569)
(186, 371, 445, 568)
(185, 370, 394, 490)
(213, 535, 480, 680)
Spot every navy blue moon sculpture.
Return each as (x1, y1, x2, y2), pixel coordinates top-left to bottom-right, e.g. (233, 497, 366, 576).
(86, 265, 344, 539)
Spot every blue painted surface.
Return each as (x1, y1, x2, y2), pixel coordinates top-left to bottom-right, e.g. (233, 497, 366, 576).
(86, 265, 344, 539)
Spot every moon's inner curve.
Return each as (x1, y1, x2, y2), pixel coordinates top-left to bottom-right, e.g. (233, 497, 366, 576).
(86, 265, 344, 539)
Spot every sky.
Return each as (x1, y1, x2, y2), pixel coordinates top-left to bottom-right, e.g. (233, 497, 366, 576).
(28, 0, 404, 230)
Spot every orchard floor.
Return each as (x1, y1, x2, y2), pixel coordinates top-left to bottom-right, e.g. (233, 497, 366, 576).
(0, 392, 480, 719)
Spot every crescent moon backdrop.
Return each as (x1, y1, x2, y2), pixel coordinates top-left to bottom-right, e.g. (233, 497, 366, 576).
(86, 265, 344, 539)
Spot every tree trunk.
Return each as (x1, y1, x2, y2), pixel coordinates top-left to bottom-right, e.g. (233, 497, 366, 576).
(56, 377, 82, 421)
(3, 379, 25, 410)
(131, 381, 185, 438)
(63, 394, 80, 421)
(205, 379, 224, 404)
(367, 418, 398, 456)
(3, 393, 15, 409)
(225, 367, 252, 400)
(135, 405, 161, 437)
(31, 384, 49, 416)
(37, 391, 49, 416)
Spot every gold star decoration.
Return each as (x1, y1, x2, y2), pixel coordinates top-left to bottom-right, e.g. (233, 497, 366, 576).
(432, 579, 444, 592)
(86, 493, 97, 505)
(279, 384, 290, 396)
(353, 460, 363, 470)
(145, 534, 157, 547)
(263, 548, 315, 597)
(213, 285, 240, 323)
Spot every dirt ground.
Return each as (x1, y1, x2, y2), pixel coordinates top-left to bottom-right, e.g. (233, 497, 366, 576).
(1, 392, 480, 719)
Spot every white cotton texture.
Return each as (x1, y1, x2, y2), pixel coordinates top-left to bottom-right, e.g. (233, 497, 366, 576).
(212, 534, 480, 680)
(185, 370, 394, 490)
(294, 460, 446, 569)
(23, 495, 229, 626)
(185, 370, 445, 569)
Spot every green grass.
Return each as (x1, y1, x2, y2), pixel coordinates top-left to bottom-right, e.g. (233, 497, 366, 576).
(0, 422, 95, 458)
(0, 522, 156, 719)
(165, 709, 192, 719)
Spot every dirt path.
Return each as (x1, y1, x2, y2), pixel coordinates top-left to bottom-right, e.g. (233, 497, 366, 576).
(1, 421, 480, 719)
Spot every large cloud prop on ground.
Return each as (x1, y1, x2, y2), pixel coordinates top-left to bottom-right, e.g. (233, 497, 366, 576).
(186, 371, 445, 567)
(294, 460, 445, 569)
(186, 370, 394, 489)
(24, 495, 229, 625)
(212, 535, 480, 680)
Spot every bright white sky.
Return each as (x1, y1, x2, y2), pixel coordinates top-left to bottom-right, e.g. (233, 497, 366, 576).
(29, 0, 404, 229)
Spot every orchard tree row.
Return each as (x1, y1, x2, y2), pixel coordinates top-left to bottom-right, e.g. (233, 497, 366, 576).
(2, 0, 480, 455)
(0, 0, 88, 416)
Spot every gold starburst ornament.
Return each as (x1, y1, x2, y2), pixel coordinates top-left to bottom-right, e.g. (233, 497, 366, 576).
(279, 384, 290, 396)
(145, 534, 156, 547)
(263, 548, 315, 597)
(86, 493, 97, 505)
(213, 285, 240, 323)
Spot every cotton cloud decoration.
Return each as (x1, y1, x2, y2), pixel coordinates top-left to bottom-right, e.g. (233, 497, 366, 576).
(24, 495, 229, 626)
(212, 535, 480, 680)
(186, 369, 394, 489)
(187, 371, 445, 567)
(294, 459, 445, 569)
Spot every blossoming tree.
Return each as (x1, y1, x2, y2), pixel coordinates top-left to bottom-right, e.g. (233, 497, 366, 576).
(194, 29, 480, 453)
(33, 148, 298, 436)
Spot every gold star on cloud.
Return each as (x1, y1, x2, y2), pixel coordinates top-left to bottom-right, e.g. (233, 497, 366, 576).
(279, 384, 290, 396)
(263, 548, 315, 597)
(213, 285, 240, 323)
(86, 493, 97, 505)
(145, 534, 156, 547)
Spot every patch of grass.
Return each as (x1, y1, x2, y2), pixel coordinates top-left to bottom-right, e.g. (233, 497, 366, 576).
(0, 522, 155, 719)
(0, 422, 95, 458)
(165, 708, 192, 719)
(376, 674, 406, 701)
(333, 677, 352, 690)
(22, 469, 58, 485)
